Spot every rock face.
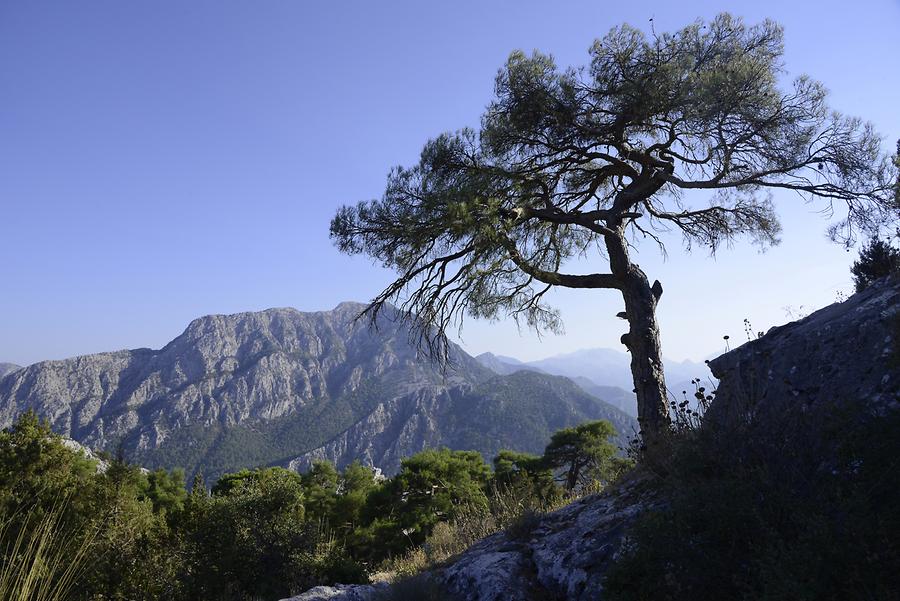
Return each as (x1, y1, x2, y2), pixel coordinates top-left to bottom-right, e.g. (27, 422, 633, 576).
(279, 584, 387, 601)
(60, 437, 111, 473)
(282, 475, 657, 601)
(0, 363, 20, 380)
(708, 275, 900, 424)
(436, 474, 656, 601)
(0, 303, 634, 481)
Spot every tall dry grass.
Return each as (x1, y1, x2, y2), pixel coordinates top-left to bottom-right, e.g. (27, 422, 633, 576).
(0, 498, 97, 601)
(380, 480, 598, 580)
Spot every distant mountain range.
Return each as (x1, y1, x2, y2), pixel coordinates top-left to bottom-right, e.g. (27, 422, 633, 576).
(0, 304, 635, 482)
(475, 349, 713, 417)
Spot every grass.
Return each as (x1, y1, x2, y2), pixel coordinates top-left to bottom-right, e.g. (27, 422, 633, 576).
(379, 478, 600, 581)
(0, 498, 97, 601)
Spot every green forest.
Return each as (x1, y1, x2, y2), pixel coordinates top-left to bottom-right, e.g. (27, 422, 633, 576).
(0, 412, 629, 600)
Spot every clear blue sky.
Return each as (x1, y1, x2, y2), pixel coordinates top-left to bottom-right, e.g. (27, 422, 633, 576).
(1, 1, 898, 366)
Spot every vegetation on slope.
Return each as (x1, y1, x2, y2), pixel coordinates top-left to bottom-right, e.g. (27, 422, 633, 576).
(134, 371, 632, 484)
(0, 411, 627, 601)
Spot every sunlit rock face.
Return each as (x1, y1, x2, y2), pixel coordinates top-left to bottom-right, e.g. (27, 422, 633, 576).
(0, 303, 426, 445)
(0, 303, 634, 481)
(279, 584, 387, 601)
(435, 473, 657, 601)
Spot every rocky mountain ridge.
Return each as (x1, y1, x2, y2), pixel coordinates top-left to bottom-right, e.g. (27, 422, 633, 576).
(0, 303, 634, 480)
(475, 348, 711, 417)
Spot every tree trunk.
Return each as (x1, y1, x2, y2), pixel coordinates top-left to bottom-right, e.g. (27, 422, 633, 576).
(621, 274, 669, 439)
(605, 230, 670, 440)
(566, 458, 578, 491)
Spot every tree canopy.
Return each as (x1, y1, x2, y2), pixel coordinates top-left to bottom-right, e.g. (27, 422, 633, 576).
(541, 420, 628, 491)
(851, 236, 900, 292)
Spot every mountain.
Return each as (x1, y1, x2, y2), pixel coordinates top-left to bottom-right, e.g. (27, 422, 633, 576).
(568, 376, 636, 417)
(474, 353, 544, 376)
(0, 363, 20, 380)
(478, 347, 714, 417)
(529, 348, 636, 390)
(287, 370, 635, 473)
(476, 353, 636, 416)
(0, 304, 634, 481)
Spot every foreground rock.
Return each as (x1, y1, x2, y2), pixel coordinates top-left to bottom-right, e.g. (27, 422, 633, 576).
(708, 275, 900, 424)
(432, 277, 900, 600)
(436, 474, 656, 600)
(279, 584, 387, 601)
(280, 475, 656, 601)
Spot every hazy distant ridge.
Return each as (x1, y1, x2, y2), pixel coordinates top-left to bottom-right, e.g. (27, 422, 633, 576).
(476, 349, 714, 417)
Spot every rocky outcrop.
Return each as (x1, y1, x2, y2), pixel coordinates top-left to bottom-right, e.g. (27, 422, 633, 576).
(279, 584, 387, 601)
(0, 304, 634, 480)
(436, 474, 656, 600)
(60, 437, 111, 472)
(426, 278, 900, 600)
(281, 475, 657, 601)
(708, 275, 900, 424)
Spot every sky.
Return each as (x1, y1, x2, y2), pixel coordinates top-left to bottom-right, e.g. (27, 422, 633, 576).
(1, 0, 898, 367)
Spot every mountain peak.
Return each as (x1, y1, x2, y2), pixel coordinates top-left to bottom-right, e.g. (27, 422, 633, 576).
(0, 304, 634, 482)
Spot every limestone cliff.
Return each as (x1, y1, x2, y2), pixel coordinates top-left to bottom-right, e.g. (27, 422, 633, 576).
(0, 303, 633, 481)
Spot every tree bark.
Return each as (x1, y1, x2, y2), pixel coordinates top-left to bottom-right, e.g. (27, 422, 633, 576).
(605, 229, 670, 440)
(566, 458, 578, 491)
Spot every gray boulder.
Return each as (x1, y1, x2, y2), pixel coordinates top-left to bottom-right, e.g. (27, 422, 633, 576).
(435, 474, 656, 600)
(279, 583, 386, 601)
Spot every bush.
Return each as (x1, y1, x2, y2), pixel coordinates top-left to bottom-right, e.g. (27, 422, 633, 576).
(375, 573, 460, 601)
(851, 236, 900, 292)
(604, 398, 900, 600)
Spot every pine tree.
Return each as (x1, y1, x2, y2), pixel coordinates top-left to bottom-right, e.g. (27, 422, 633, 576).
(851, 236, 900, 292)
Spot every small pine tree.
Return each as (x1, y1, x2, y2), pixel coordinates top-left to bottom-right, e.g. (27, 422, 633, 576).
(851, 236, 900, 292)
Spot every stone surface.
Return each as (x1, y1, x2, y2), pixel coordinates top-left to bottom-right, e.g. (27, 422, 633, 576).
(708, 275, 900, 424)
(434, 474, 656, 601)
(279, 584, 387, 601)
(60, 437, 111, 473)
